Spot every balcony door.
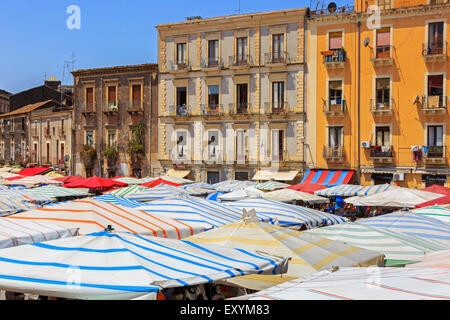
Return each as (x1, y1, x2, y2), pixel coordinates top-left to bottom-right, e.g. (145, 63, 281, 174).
(236, 37, 247, 64)
(376, 78, 390, 108)
(176, 87, 187, 115)
(271, 129, 284, 162)
(107, 86, 117, 108)
(176, 42, 187, 65)
(427, 125, 444, 157)
(376, 27, 390, 58)
(208, 40, 219, 67)
(272, 34, 284, 62)
(85, 87, 94, 110)
(428, 22, 444, 54)
(427, 74, 444, 107)
(272, 81, 285, 112)
(236, 83, 248, 113)
(375, 126, 390, 146)
(132, 84, 142, 108)
(328, 126, 343, 149)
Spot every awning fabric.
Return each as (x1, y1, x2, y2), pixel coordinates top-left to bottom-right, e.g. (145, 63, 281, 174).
(0, 231, 289, 300)
(252, 170, 299, 181)
(166, 169, 191, 178)
(412, 205, 450, 223)
(300, 170, 354, 187)
(16, 167, 52, 177)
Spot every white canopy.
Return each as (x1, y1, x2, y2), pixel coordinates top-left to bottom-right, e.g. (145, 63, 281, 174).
(218, 186, 264, 201)
(262, 188, 329, 204)
(344, 187, 443, 208)
(0, 231, 289, 300)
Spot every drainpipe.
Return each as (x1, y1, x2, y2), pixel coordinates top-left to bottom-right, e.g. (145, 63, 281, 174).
(357, 21, 361, 184)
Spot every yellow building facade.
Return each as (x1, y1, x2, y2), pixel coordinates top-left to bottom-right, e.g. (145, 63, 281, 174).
(306, 1, 450, 188)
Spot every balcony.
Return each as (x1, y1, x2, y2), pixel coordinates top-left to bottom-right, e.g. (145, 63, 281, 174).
(370, 98, 393, 116)
(57, 127, 65, 138)
(263, 102, 290, 116)
(323, 146, 344, 162)
(424, 145, 446, 165)
(168, 105, 191, 117)
(421, 95, 447, 114)
(31, 128, 39, 139)
(369, 145, 394, 163)
(422, 42, 447, 63)
(44, 127, 51, 138)
(103, 102, 119, 114)
(81, 102, 95, 114)
(200, 58, 224, 70)
(322, 98, 345, 116)
(228, 55, 253, 68)
(167, 60, 192, 73)
(264, 51, 291, 66)
(200, 104, 223, 117)
(127, 100, 144, 113)
(322, 48, 346, 69)
(371, 45, 394, 66)
(229, 103, 251, 116)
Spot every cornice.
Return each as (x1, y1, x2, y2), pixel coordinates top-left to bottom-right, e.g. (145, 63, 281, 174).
(72, 64, 158, 77)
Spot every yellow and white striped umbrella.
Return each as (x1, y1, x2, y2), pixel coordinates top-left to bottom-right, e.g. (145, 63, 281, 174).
(185, 218, 384, 290)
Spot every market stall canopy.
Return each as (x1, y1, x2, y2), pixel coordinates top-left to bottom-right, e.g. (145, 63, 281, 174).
(0, 196, 37, 217)
(158, 175, 193, 184)
(93, 195, 146, 208)
(410, 205, 450, 224)
(16, 167, 52, 176)
(64, 176, 127, 189)
(0, 231, 289, 300)
(126, 185, 193, 202)
(255, 180, 291, 191)
(6, 199, 204, 239)
(218, 186, 264, 201)
(304, 221, 450, 266)
(421, 185, 450, 196)
(25, 185, 91, 199)
(406, 249, 450, 268)
(206, 192, 226, 202)
(300, 169, 354, 187)
(52, 175, 85, 185)
(0, 217, 78, 249)
(287, 182, 328, 194)
(344, 187, 443, 208)
(262, 188, 329, 204)
(211, 180, 258, 193)
(358, 211, 450, 245)
(165, 169, 191, 179)
(140, 178, 181, 188)
(182, 182, 216, 190)
(105, 185, 150, 197)
(315, 184, 397, 197)
(111, 176, 142, 185)
(186, 218, 384, 290)
(135, 196, 271, 229)
(0, 189, 54, 206)
(2, 175, 64, 186)
(252, 170, 299, 181)
(415, 195, 450, 208)
(43, 171, 64, 178)
(224, 198, 347, 228)
(237, 267, 450, 300)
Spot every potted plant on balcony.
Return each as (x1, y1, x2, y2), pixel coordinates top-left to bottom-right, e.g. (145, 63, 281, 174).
(81, 144, 97, 168)
(103, 146, 118, 167)
(128, 122, 146, 163)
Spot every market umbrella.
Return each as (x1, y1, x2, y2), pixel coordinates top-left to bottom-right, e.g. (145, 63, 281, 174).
(16, 167, 52, 176)
(225, 198, 347, 228)
(0, 189, 54, 206)
(186, 215, 384, 290)
(0, 196, 36, 217)
(344, 187, 443, 208)
(0, 231, 289, 300)
(0, 217, 78, 249)
(25, 185, 91, 199)
(415, 195, 450, 208)
(2, 175, 64, 186)
(262, 188, 329, 204)
(105, 185, 150, 197)
(65, 176, 127, 189)
(304, 221, 450, 266)
(211, 180, 258, 193)
(410, 205, 450, 224)
(44, 171, 64, 178)
(406, 249, 450, 268)
(112, 176, 143, 185)
(6, 199, 204, 239)
(255, 180, 290, 191)
(314, 184, 397, 197)
(218, 186, 264, 201)
(206, 192, 226, 202)
(141, 178, 181, 188)
(236, 267, 450, 300)
(93, 194, 146, 208)
(126, 185, 193, 202)
(53, 175, 85, 184)
(421, 185, 450, 196)
(287, 182, 328, 194)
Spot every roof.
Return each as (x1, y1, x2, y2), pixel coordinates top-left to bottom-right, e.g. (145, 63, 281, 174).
(0, 100, 56, 118)
(71, 63, 158, 77)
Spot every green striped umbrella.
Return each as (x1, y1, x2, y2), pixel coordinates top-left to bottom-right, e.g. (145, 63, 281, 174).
(411, 205, 450, 224)
(112, 177, 143, 185)
(304, 221, 450, 266)
(106, 185, 150, 197)
(255, 180, 290, 191)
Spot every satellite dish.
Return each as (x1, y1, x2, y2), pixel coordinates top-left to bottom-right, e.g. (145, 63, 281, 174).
(327, 2, 337, 13)
(363, 37, 370, 47)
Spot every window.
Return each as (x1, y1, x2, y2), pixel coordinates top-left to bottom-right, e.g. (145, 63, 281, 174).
(376, 27, 391, 58)
(207, 130, 219, 161)
(85, 87, 94, 110)
(272, 81, 285, 111)
(176, 131, 187, 159)
(376, 0, 391, 10)
(0, 142, 4, 160)
(271, 129, 284, 162)
(176, 87, 187, 115)
(10, 142, 14, 161)
(328, 127, 343, 148)
(207, 171, 220, 184)
(176, 42, 187, 64)
(60, 143, 65, 162)
(272, 34, 284, 61)
(428, 22, 444, 54)
(107, 86, 117, 108)
(21, 141, 25, 160)
(208, 40, 219, 67)
(132, 84, 142, 108)
(61, 119, 65, 134)
(236, 37, 247, 63)
(427, 74, 444, 107)
(208, 85, 219, 108)
(376, 78, 390, 107)
(427, 125, 444, 157)
(375, 126, 390, 146)
(33, 143, 38, 163)
(236, 83, 248, 113)
(236, 130, 248, 162)
(235, 171, 249, 181)
(107, 130, 117, 147)
(329, 80, 343, 106)
(86, 130, 94, 147)
(46, 142, 50, 164)
(329, 32, 342, 50)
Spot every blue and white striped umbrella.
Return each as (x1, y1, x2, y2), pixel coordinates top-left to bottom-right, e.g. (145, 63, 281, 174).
(225, 198, 347, 228)
(0, 189, 54, 206)
(94, 195, 146, 208)
(136, 196, 272, 230)
(211, 180, 258, 193)
(0, 196, 36, 217)
(206, 192, 225, 202)
(126, 184, 193, 202)
(359, 211, 450, 245)
(182, 182, 216, 190)
(314, 184, 397, 197)
(0, 231, 289, 300)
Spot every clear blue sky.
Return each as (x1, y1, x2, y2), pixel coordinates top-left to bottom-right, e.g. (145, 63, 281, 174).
(0, 0, 350, 94)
